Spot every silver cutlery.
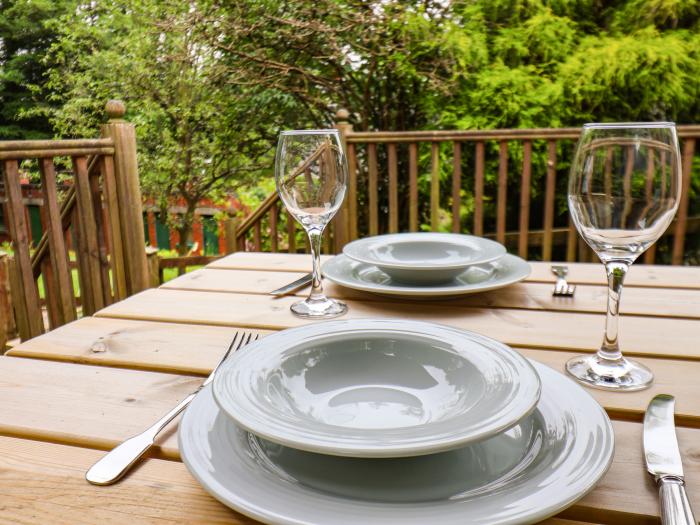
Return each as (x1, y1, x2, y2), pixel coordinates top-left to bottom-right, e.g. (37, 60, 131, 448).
(644, 394, 697, 525)
(85, 330, 258, 486)
(551, 265, 576, 297)
(270, 272, 312, 296)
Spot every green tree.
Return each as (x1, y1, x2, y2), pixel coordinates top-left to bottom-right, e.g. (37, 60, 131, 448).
(0, 0, 74, 139)
(44, 0, 272, 253)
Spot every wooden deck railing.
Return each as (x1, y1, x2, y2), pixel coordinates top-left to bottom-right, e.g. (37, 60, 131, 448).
(234, 112, 700, 265)
(0, 100, 150, 342)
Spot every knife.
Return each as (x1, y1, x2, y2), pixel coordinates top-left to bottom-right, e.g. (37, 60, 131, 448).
(644, 394, 697, 525)
(269, 273, 313, 296)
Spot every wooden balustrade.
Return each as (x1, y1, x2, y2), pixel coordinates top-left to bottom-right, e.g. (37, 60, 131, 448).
(0, 100, 150, 340)
(233, 114, 700, 265)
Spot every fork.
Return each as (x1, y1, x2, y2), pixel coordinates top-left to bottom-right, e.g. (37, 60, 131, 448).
(551, 265, 576, 297)
(85, 330, 258, 486)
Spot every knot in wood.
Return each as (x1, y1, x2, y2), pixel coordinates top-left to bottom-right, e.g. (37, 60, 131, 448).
(105, 99, 126, 120)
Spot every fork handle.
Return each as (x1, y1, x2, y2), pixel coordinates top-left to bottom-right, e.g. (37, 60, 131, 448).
(85, 391, 196, 485)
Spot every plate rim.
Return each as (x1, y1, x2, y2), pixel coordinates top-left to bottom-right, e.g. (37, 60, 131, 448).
(180, 361, 615, 525)
(342, 233, 506, 270)
(212, 319, 541, 458)
(323, 253, 531, 297)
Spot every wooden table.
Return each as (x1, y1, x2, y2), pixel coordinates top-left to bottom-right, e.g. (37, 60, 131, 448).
(3, 252, 700, 525)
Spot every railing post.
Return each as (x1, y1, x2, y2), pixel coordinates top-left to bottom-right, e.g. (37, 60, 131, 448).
(100, 100, 150, 295)
(145, 246, 160, 287)
(224, 216, 238, 255)
(0, 251, 14, 350)
(333, 108, 352, 252)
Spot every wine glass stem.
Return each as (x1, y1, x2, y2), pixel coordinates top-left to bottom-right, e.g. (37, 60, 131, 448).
(598, 261, 628, 362)
(307, 228, 325, 301)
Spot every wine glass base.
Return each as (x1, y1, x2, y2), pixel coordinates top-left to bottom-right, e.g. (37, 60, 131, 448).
(565, 354, 653, 392)
(290, 297, 348, 319)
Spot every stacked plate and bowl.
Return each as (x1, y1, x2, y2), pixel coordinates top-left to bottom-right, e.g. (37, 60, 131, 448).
(179, 318, 615, 525)
(323, 232, 531, 298)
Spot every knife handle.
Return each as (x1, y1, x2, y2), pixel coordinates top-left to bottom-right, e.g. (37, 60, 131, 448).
(659, 476, 697, 525)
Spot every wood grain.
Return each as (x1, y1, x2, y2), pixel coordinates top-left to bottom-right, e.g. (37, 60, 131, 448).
(10, 319, 700, 427)
(0, 435, 596, 525)
(208, 252, 700, 289)
(8, 317, 271, 375)
(0, 436, 255, 525)
(94, 287, 700, 361)
(160, 267, 700, 320)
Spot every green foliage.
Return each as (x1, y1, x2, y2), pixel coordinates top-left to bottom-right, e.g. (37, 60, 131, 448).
(2, 0, 699, 257)
(0, 0, 75, 139)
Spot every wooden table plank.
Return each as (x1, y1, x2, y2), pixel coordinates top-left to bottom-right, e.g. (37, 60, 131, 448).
(208, 252, 700, 289)
(0, 356, 191, 458)
(0, 435, 594, 525)
(7, 317, 271, 376)
(0, 436, 254, 525)
(10, 322, 700, 428)
(162, 267, 700, 319)
(0, 351, 696, 525)
(94, 288, 700, 361)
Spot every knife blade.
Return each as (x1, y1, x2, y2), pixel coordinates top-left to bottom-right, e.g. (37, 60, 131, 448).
(643, 394, 696, 525)
(269, 273, 313, 296)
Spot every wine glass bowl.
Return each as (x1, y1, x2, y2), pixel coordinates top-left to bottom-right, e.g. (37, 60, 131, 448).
(275, 130, 348, 319)
(566, 123, 681, 391)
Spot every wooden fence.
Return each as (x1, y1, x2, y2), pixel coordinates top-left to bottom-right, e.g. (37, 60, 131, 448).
(235, 112, 700, 265)
(0, 100, 149, 344)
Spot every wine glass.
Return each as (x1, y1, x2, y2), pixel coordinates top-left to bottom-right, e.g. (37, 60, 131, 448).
(567, 123, 682, 391)
(275, 130, 348, 319)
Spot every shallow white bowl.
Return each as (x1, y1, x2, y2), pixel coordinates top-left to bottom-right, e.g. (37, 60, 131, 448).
(181, 361, 614, 525)
(212, 319, 541, 457)
(342, 233, 506, 284)
(323, 253, 530, 299)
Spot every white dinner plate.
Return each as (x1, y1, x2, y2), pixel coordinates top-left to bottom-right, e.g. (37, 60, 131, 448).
(180, 361, 615, 525)
(343, 233, 506, 284)
(323, 253, 530, 298)
(213, 319, 541, 457)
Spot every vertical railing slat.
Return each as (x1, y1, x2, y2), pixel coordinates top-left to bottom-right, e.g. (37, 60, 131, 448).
(388, 143, 398, 233)
(566, 217, 577, 262)
(474, 142, 485, 236)
(347, 143, 358, 241)
(3, 160, 44, 338)
(287, 210, 296, 253)
(672, 138, 695, 265)
(88, 165, 112, 305)
(430, 142, 440, 231)
(496, 141, 508, 245)
(270, 202, 278, 253)
(643, 149, 657, 264)
(518, 141, 532, 258)
(542, 140, 557, 261)
(253, 221, 262, 251)
(409, 143, 418, 231)
(368, 143, 379, 235)
(38, 158, 76, 324)
(101, 155, 127, 300)
(73, 155, 104, 314)
(452, 142, 461, 233)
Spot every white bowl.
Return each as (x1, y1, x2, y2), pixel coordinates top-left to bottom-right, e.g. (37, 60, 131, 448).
(213, 319, 541, 458)
(342, 233, 507, 284)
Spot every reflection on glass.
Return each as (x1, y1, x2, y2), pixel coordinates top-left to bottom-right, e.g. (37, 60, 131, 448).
(566, 123, 681, 391)
(275, 130, 348, 319)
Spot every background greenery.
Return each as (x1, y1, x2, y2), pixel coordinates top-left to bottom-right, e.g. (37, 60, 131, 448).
(1, 0, 699, 256)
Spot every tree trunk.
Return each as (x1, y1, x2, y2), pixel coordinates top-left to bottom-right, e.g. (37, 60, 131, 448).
(175, 198, 198, 256)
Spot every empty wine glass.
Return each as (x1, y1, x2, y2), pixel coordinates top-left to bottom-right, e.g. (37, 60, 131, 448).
(567, 122, 681, 391)
(275, 130, 348, 319)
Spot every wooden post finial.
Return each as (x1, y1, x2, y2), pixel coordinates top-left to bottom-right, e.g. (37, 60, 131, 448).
(335, 108, 350, 122)
(105, 100, 126, 120)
